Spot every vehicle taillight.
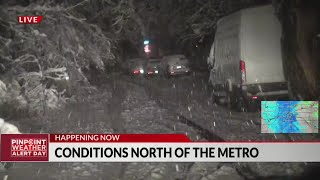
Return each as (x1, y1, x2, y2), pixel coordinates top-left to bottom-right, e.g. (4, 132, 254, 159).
(133, 70, 139, 74)
(240, 60, 246, 84)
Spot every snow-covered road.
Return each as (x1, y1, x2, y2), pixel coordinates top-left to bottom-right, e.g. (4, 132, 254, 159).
(1, 72, 318, 180)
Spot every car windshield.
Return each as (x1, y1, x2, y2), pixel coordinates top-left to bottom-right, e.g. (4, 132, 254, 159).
(149, 60, 161, 64)
(167, 56, 189, 66)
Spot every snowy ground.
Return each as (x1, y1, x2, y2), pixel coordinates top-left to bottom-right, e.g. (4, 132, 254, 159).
(1, 72, 319, 180)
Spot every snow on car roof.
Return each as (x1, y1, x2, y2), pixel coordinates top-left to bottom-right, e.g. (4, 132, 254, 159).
(163, 55, 188, 64)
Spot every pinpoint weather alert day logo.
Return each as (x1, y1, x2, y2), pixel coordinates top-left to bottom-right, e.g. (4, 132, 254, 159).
(1, 134, 49, 162)
(11, 138, 47, 157)
(18, 16, 44, 24)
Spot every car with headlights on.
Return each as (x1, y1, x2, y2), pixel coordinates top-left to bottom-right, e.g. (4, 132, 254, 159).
(146, 58, 162, 77)
(127, 58, 147, 76)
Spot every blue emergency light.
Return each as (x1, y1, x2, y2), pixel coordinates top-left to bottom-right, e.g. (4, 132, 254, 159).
(143, 40, 149, 45)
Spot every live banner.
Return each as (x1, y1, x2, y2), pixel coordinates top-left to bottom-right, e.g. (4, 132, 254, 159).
(1, 134, 320, 162)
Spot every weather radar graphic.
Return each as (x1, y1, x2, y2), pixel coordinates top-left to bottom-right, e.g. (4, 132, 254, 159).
(261, 101, 319, 133)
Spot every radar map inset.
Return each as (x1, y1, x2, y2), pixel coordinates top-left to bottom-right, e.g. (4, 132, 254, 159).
(261, 101, 319, 133)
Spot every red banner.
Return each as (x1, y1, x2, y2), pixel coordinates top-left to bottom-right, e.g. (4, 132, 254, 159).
(1, 134, 320, 162)
(50, 134, 191, 143)
(18, 16, 43, 24)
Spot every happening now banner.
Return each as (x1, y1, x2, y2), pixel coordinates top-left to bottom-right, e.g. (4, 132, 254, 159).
(1, 134, 320, 162)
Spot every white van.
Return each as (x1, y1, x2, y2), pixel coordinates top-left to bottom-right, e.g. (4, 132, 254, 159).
(208, 5, 288, 111)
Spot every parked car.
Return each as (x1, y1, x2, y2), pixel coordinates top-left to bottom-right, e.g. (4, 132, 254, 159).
(127, 58, 147, 76)
(208, 5, 288, 111)
(146, 58, 162, 76)
(161, 54, 191, 77)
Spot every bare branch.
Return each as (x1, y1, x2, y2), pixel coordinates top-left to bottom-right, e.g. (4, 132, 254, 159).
(65, 0, 90, 11)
